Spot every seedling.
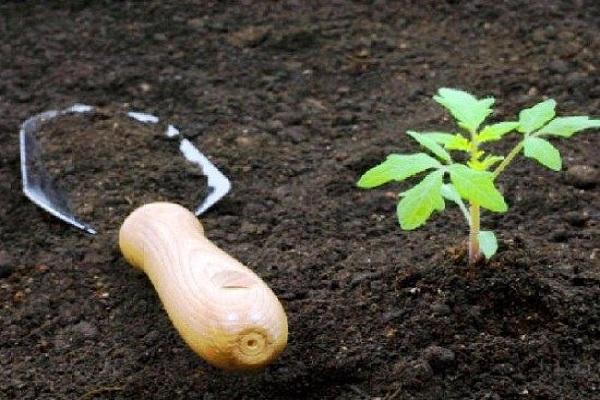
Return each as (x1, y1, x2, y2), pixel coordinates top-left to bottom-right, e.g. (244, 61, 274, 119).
(358, 88, 600, 265)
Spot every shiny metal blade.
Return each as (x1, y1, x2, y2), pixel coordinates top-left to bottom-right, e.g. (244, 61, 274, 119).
(20, 105, 98, 234)
(19, 105, 231, 234)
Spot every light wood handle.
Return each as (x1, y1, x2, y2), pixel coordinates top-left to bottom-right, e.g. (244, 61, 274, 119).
(118, 202, 288, 372)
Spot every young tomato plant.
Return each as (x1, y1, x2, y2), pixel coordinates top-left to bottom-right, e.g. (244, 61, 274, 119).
(358, 88, 600, 265)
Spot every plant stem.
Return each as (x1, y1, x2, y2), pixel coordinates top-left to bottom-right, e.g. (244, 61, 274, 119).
(468, 202, 481, 265)
(493, 140, 525, 179)
(467, 129, 483, 265)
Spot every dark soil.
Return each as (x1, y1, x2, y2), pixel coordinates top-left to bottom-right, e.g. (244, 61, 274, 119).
(34, 106, 209, 234)
(1, 1, 599, 399)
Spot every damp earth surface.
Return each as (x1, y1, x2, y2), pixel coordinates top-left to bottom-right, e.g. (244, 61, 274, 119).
(0, 1, 599, 399)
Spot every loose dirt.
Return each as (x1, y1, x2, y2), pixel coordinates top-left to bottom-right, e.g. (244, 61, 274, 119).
(0, 1, 598, 399)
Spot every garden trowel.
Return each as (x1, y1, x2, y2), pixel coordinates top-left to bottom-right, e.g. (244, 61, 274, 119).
(19, 105, 288, 372)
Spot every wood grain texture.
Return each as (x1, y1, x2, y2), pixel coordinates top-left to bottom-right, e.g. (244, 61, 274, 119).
(119, 202, 288, 372)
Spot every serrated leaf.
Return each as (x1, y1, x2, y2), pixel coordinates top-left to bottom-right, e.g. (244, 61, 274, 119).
(468, 154, 504, 171)
(523, 136, 562, 171)
(536, 116, 600, 138)
(407, 131, 452, 163)
(418, 132, 456, 146)
(397, 170, 445, 230)
(478, 230, 498, 259)
(433, 88, 494, 133)
(477, 121, 519, 142)
(448, 164, 507, 212)
(518, 99, 556, 133)
(357, 153, 441, 188)
(445, 134, 471, 151)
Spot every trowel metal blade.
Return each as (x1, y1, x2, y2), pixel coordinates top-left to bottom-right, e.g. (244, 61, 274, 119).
(20, 105, 98, 234)
(19, 105, 231, 234)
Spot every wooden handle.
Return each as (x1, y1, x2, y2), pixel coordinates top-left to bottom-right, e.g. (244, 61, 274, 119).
(118, 202, 288, 372)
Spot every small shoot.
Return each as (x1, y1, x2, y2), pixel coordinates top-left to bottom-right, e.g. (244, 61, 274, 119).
(358, 88, 600, 265)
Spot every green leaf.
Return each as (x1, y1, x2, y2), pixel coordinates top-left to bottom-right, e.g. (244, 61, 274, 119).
(478, 230, 498, 259)
(418, 132, 457, 146)
(397, 170, 445, 230)
(477, 121, 519, 142)
(523, 136, 562, 171)
(357, 153, 441, 188)
(448, 164, 508, 212)
(445, 134, 471, 151)
(433, 88, 494, 133)
(536, 116, 600, 138)
(407, 131, 452, 163)
(518, 99, 556, 134)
